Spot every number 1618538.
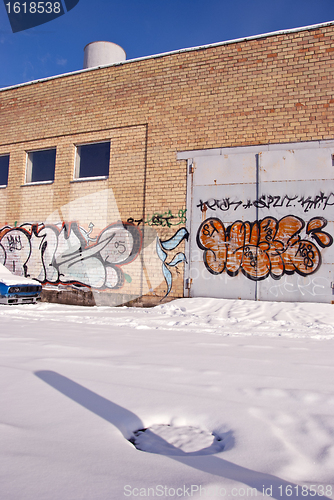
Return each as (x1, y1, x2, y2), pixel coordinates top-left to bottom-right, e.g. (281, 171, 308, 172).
(278, 485, 333, 497)
(5, 2, 61, 14)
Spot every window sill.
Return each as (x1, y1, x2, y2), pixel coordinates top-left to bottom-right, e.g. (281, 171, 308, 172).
(71, 176, 108, 183)
(21, 180, 54, 187)
(0, 185, 7, 189)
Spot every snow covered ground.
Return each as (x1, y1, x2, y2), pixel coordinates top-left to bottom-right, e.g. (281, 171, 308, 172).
(1, 298, 334, 500)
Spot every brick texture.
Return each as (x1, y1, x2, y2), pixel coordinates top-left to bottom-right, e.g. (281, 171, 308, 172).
(0, 24, 334, 303)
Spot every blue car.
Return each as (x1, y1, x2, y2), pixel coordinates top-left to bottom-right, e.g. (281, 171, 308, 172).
(0, 264, 42, 305)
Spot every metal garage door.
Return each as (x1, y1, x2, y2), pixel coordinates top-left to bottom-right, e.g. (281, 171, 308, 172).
(178, 141, 334, 303)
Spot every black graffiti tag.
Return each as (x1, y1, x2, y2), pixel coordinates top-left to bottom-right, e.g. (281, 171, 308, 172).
(7, 234, 23, 252)
(127, 209, 187, 227)
(294, 242, 316, 270)
(197, 192, 334, 214)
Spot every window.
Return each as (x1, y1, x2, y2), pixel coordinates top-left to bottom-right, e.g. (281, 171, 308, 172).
(75, 141, 110, 179)
(0, 154, 9, 186)
(26, 148, 56, 183)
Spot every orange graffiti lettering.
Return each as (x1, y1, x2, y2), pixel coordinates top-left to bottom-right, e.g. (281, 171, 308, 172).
(197, 216, 333, 281)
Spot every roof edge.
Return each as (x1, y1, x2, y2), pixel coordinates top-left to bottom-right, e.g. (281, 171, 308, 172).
(1, 19, 334, 93)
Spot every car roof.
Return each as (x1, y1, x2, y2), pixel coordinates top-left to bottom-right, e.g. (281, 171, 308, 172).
(0, 263, 40, 286)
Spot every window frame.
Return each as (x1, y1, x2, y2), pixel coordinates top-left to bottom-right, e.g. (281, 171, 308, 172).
(25, 147, 56, 185)
(73, 140, 111, 181)
(0, 153, 10, 188)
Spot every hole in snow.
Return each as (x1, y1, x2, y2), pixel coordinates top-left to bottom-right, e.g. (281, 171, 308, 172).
(129, 424, 225, 456)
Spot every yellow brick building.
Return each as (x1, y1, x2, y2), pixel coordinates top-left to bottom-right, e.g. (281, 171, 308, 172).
(0, 21, 334, 305)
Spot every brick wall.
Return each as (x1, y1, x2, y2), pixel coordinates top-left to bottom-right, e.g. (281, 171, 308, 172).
(0, 22, 333, 305)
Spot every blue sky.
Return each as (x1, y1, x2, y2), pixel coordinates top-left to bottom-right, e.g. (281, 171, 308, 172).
(0, 0, 333, 88)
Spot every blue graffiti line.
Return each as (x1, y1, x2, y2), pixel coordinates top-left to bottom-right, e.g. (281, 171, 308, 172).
(160, 228, 189, 251)
(157, 228, 189, 298)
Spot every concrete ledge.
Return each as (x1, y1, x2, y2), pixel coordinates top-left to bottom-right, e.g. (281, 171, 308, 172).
(41, 287, 177, 308)
(41, 287, 96, 306)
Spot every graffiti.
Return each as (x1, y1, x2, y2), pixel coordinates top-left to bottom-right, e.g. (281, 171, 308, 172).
(197, 192, 334, 213)
(156, 228, 189, 298)
(0, 222, 142, 290)
(7, 234, 24, 252)
(268, 275, 330, 298)
(0, 220, 189, 297)
(197, 216, 333, 281)
(127, 209, 187, 228)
